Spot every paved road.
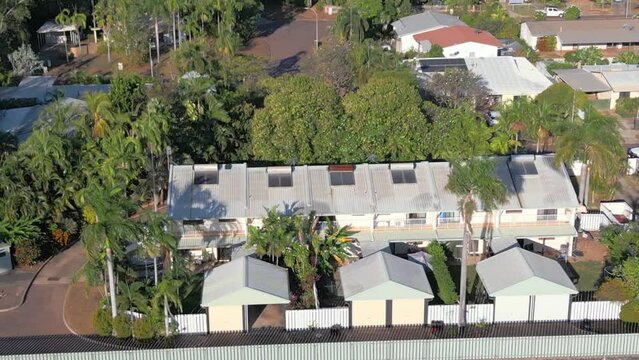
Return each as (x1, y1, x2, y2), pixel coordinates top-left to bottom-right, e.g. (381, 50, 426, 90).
(0, 243, 85, 337)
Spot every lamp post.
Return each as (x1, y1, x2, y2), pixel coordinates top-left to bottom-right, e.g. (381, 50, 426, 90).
(306, 0, 319, 49)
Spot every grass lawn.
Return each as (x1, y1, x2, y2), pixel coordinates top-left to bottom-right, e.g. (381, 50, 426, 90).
(570, 261, 604, 292)
(448, 264, 478, 298)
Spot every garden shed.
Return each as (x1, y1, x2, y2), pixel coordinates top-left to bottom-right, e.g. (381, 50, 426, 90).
(200, 256, 289, 333)
(476, 247, 577, 322)
(0, 242, 12, 275)
(340, 251, 434, 327)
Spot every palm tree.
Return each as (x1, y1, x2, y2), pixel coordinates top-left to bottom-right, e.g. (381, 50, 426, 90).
(55, 9, 72, 63)
(554, 112, 625, 204)
(139, 211, 178, 285)
(246, 208, 294, 265)
(446, 159, 507, 328)
(83, 92, 113, 138)
(332, 7, 368, 43)
(145, 0, 164, 61)
(117, 280, 149, 313)
(70, 11, 87, 47)
(94, 0, 114, 62)
(165, 0, 180, 50)
(81, 188, 142, 318)
(152, 276, 183, 335)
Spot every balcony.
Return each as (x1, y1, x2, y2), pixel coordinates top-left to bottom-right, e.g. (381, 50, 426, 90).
(499, 214, 568, 227)
(172, 222, 245, 238)
(374, 219, 431, 231)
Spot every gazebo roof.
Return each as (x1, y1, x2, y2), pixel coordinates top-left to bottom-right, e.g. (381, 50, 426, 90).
(201, 256, 290, 307)
(37, 21, 76, 34)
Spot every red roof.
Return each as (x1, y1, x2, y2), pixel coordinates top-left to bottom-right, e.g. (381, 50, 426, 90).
(413, 25, 502, 48)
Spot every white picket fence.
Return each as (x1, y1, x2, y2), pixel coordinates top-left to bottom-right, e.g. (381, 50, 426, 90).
(570, 301, 623, 321)
(428, 304, 494, 324)
(170, 313, 208, 334)
(285, 308, 349, 330)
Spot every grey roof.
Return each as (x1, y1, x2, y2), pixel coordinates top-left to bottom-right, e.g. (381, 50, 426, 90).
(524, 19, 639, 45)
(0, 75, 110, 102)
(167, 155, 579, 220)
(407, 251, 434, 271)
(598, 71, 639, 92)
(489, 237, 519, 254)
(464, 57, 552, 97)
(36, 20, 76, 33)
(554, 69, 611, 93)
(201, 256, 289, 306)
(0, 105, 44, 142)
(340, 252, 434, 301)
(391, 11, 465, 37)
(476, 247, 577, 296)
(508, 155, 579, 209)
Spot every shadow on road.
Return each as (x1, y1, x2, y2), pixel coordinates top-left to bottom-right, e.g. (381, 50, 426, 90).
(269, 51, 306, 76)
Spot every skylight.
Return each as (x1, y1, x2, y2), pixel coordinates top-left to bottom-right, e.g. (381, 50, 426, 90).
(391, 169, 417, 184)
(330, 171, 355, 186)
(268, 173, 293, 187)
(194, 170, 218, 185)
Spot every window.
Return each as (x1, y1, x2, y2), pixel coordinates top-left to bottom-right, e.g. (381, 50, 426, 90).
(391, 169, 417, 184)
(511, 161, 538, 175)
(537, 209, 557, 221)
(218, 218, 236, 223)
(183, 220, 204, 226)
(505, 209, 522, 214)
(194, 170, 218, 185)
(268, 173, 293, 187)
(439, 211, 460, 224)
(408, 213, 427, 219)
(329, 171, 355, 186)
(620, 92, 630, 99)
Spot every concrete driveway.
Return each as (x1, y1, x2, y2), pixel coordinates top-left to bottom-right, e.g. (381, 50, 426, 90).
(0, 242, 85, 337)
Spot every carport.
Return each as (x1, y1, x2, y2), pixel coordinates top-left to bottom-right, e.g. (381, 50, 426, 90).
(200, 256, 290, 333)
(340, 251, 434, 327)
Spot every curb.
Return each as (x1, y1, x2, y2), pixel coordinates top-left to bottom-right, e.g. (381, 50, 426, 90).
(62, 280, 80, 336)
(0, 255, 54, 313)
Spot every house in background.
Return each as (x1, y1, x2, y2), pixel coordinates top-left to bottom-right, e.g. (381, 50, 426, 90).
(416, 56, 553, 102)
(339, 251, 434, 327)
(391, 11, 465, 53)
(554, 64, 639, 109)
(412, 25, 502, 58)
(520, 19, 639, 51)
(200, 256, 290, 333)
(476, 247, 578, 322)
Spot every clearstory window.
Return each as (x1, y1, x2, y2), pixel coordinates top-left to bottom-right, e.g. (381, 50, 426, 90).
(391, 169, 417, 184)
(511, 161, 538, 175)
(194, 169, 218, 185)
(328, 164, 355, 186)
(537, 209, 557, 221)
(439, 211, 460, 223)
(268, 173, 293, 187)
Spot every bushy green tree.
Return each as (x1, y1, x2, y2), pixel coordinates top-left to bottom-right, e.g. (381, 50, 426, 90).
(250, 75, 346, 164)
(93, 308, 113, 336)
(563, 6, 581, 20)
(564, 47, 608, 65)
(615, 51, 639, 65)
(426, 242, 458, 305)
(620, 300, 639, 323)
(423, 68, 490, 111)
(342, 71, 429, 162)
(595, 278, 634, 301)
(109, 72, 147, 115)
(426, 105, 492, 160)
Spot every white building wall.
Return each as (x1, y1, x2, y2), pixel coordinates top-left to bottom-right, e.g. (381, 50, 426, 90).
(335, 214, 374, 229)
(443, 42, 499, 58)
(399, 35, 420, 52)
(494, 296, 530, 322)
(519, 23, 538, 49)
(533, 294, 571, 321)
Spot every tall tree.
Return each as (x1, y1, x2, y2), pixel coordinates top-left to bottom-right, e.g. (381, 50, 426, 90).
(55, 9, 72, 63)
(426, 104, 492, 160)
(424, 68, 491, 111)
(144, 0, 164, 61)
(250, 75, 346, 164)
(342, 71, 428, 162)
(446, 159, 506, 327)
(332, 6, 369, 43)
(81, 188, 142, 318)
(83, 92, 114, 138)
(301, 39, 355, 96)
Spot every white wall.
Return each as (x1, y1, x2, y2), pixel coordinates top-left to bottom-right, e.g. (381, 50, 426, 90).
(519, 23, 538, 49)
(533, 294, 571, 321)
(392, 299, 425, 325)
(208, 305, 244, 332)
(443, 42, 498, 58)
(351, 300, 386, 326)
(494, 296, 530, 322)
(285, 308, 349, 330)
(399, 35, 420, 52)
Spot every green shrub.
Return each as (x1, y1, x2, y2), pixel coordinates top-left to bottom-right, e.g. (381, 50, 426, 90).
(0, 98, 39, 110)
(534, 11, 546, 21)
(536, 36, 557, 52)
(546, 61, 576, 75)
(93, 308, 113, 336)
(14, 238, 40, 266)
(426, 242, 459, 304)
(564, 6, 581, 20)
(109, 73, 147, 115)
(616, 97, 639, 118)
(620, 300, 639, 323)
(132, 317, 156, 341)
(112, 315, 132, 338)
(595, 278, 634, 301)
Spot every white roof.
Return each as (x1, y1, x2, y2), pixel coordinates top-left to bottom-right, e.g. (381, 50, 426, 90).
(167, 154, 579, 220)
(37, 20, 77, 33)
(339, 251, 434, 301)
(201, 256, 289, 306)
(391, 11, 465, 37)
(476, 247, 577, 296)
(464, 57, 552, 97)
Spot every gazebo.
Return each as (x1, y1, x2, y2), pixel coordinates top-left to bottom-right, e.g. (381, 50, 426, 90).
(201, 256, 290, 332)
(340, 251, 434, 327)
(36, 21, 78, 49)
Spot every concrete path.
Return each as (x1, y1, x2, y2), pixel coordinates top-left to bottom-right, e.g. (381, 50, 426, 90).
(0, 242, 85, 337)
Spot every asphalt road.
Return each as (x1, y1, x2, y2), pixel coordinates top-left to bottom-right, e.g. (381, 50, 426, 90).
(0, 243, 85, 337)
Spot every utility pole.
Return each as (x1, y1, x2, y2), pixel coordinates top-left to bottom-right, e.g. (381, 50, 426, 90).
(149, 42, 154, 78)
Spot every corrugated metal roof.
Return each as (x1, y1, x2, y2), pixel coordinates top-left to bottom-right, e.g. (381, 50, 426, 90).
(340, 252, 434, 301)
(391, 11, 464, 37)
(509, 155, 579, 209)
(476, 247, 578, 296)
(598, 71, 639, 92)
(524, 19, 639, 43)
(201, 256, 289, 306)
(167, 155, 578, 221)
(464, 57, 552, 97)
(554, 69, 611, 93)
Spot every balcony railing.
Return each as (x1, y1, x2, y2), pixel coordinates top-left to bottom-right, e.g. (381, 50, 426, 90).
(374, 218, 431, 231)
(171, 222, 245, 238)
(499, 214, 568, 227)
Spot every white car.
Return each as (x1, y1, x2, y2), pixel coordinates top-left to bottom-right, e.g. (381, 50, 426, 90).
(537, 6, 565, 17)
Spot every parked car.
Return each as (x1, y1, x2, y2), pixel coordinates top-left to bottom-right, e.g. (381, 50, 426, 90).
(536, 6, 565, 17)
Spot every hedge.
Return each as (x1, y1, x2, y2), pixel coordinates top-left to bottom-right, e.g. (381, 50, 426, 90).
(93, 308, 113, 336)
(426, 242, 459, 305)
